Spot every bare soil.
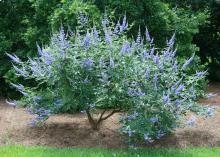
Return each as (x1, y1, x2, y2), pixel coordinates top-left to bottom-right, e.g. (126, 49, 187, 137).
(1, 83, 220, 148)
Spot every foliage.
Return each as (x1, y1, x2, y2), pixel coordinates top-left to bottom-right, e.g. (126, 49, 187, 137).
(0, 0, 101, 97)
(194, 1, 220, 81)
(94, 0, 209, 57)
(7, 16, 210, 144)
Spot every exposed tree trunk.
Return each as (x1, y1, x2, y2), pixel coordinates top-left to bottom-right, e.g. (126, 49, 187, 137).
(86, 109, 121, 130)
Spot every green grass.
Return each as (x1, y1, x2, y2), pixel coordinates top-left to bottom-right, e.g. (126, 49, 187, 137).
(1, 145, 220, 157)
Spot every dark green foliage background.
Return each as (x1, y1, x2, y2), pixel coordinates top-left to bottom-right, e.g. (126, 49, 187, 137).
(0, 0, 219, 97)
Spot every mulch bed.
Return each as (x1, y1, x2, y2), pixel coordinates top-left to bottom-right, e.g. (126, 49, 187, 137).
(0, 83, 220, 148)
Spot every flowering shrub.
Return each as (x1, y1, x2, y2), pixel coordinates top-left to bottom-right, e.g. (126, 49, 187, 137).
(7, 15, 210, 142)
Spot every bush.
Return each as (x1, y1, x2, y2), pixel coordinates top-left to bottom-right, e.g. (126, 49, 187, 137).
(7, 15, 210, 143)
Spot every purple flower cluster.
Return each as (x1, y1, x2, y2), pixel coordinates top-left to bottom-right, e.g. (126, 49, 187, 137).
(83, 58, 93, 69)
(127, 112, 139, 121)
(121, 41, 131, 54)
(128, 88, 145, 96)
(6, 53, 22, 64)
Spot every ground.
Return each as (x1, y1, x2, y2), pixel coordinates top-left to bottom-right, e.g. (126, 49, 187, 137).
(0, 83, 220, 148)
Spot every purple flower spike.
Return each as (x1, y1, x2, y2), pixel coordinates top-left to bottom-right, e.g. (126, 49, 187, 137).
(93, 26, 100, 41)
(171, 48, 177, 58)
(207, 107, 214, 117)
(149, 117, 159, 123)
(6, 53, 22, 64)
(83, 31, 91, 48)
(175, 84, 184, 95)
(36, 43, 43, 56)
(110, 57, 115, 68)
(167, 33, 175, 47)
(145, 27, 151, 42)
(172, 61, 178, 72)
(144, 50, 149, 59)
(155, 53, 159, 65)
(144, 133, 154, 143)
(121, 41, 131, 54)
(83, 58, 93, 69)
(13, 65, 27, 77)
(182, 53, 195, 70)
(120, 15, 128, 32)
(150, 47, 155, 59)
(114, 20, 120, 34)
(145, 69, 150, 80)
(6, 99, 17, 108)
(187, 116, 196, 126)
(207, 92, 217, 98)
(153, 73, 158, 83)
(163, 93, 170, 104)
(196, 70, 208, 78)
(136, 27, 141, 47)
(104, 30, 112, 46)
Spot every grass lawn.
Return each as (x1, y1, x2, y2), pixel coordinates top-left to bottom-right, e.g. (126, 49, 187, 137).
(1, 145, 220, 157)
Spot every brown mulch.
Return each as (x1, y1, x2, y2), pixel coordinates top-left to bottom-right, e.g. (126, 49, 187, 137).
(0, 83, 220, 148)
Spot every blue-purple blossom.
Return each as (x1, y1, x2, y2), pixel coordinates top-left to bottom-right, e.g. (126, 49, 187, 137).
(172, 61, 178, 72)
(93, 26, 100, 41)
(127, 88, 134, 96)
(144, 50, 149, 59)
(167, 33, 175, 47)
(163, 93, 170, 104)
(120, 15, 128, 32)
(6, 53, 22, 64)
(104, 30, 112, 46)
(59, 25, 69, 53)
(102, 12, 109, 27)
(188, 104, 193, 108)
(131, 82, 137, 87)
(110, 57, 115, 68)
(196, 70, 208, 78)
(37, 43, 43, 56)
(83, 58, 93, 69)
(136, 28, 141, 47)
(155, 53, 159, 65)
(182, 53, 195, 70)
(207, 92, 217, 98)
(187, 116, 196, 126)
(144, 133, 153, 143)
(150, 47, 155, 59)
(171, 48, 177, 58)
(163, 50, 170, 60)
(171, 77, 183, 91)
(135, 88, 145, 96)
(6, 99, 17, 108)
(13, 65, 27, 77)
(207, 107, 214, 117)
(11, 83, 24, 91)
(145, 69, 150, 80)
(175, 84, 184, 95)
(124, 126, 135, 137)
(156, 130, 165, 139)
(83, 31, 91, 48)
(153, 73, 158, 83)
(149, 117, 159, 123)
(150, 38, 154, 44)
(33, 97, 43, 101)
(145, 27, 151, 42)
(121, 41, 131, 54)
(20, 91, 29, 96)
(113, 20, 120, 34)
(42, 52, 54, 65)
(175, 100, 182, 106)
(79, 12, 88, 26)
(127, 112, 139, 121)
